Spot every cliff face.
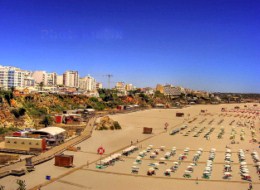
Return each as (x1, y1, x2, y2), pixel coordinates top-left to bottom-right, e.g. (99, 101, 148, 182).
(0, 93, 91, 129)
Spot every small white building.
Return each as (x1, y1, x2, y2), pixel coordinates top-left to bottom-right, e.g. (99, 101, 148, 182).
(31, 127, 67, 146)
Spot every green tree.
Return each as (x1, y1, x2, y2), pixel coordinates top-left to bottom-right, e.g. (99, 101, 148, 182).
(40, 115, 53, 127)
(18, 108, 26, 116)
(11, 109, 20, 118)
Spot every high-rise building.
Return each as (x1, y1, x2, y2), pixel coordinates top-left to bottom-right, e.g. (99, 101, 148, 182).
(0, 65, 26, 90)
(79, 75, 96, 91)
(115, 82, 125, 91)
(23, 71, 35, 87)
(96, 82, 103, 90)
(47, 72, 57, 86)
(156, 84, 164, 93)
(56, 75, 63, 86)
(32, 71, 48, 85)
(63, 70, 79, 87)
(125, 83, 133, 91)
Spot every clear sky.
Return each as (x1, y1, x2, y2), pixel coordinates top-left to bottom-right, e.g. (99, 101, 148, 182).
(0, 0, 259, 93)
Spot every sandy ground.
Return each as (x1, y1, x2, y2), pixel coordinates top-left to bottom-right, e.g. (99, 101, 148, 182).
(0, 103, 259, 190)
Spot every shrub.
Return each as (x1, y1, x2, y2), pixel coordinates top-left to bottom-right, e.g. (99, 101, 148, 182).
(11, 109, 20, 118)
(18, 108, 26, 116)
(114, 121, 122, 130)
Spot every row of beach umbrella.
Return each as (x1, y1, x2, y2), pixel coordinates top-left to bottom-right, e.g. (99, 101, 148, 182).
(238, 149, 251, 181)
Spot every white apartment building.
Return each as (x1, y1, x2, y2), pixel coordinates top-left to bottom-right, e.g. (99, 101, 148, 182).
(63, 70, 79, 87)
(32, 71, 48, 85)
(115, 82, 125, 92)
(47, 72, 57, 86)
(0, 65, 25, 90)
(96, 82, 103, 90)
(56, 75, 63, 86)
(23, 71, 35, 87)
(125, 83, 133, 91)
(79, 75, 96, 92)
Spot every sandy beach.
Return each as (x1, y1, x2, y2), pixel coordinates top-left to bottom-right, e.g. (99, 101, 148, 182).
(0, 103, 259, 190)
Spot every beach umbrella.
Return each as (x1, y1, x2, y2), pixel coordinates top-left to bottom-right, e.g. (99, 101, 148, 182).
(165, 169, 171, 172)
(160, 157, 166, 161)
(224, 172, 231, 175)
(173, 162, 179, 165)
(132, 166, 139, 169)
(240, 162, 247, 165)
(149, 167, 155, 172)
(133, 162, 138, 165)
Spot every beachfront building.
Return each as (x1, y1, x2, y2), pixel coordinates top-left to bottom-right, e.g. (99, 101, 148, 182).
(115, 82, 127, 96)
(142, 87, 155, 95)
(31, 127, 67, 146)
(0, 65, 26, 90)
(79, 75, 96, 92)
(63, 70, 79, 88)
(5, 137, 46, 151)
(125, 83, 134, 91)
(156, 84, 164, 93)
(47, 72, 57, 86)
(56, 75, 63, 86)
(115, 82, 125, 91)
(32, 71, 48, 85)
(96, 82, 103, 90)
(23, 71, 35, 87)
(163, 84, 182, 97)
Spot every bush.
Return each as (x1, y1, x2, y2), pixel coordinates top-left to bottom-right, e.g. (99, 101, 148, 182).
(39, 115, 53, 127)
(18, 108, 26, 116)
(114, 121, 122, 130)
(11, 109, 20, 118)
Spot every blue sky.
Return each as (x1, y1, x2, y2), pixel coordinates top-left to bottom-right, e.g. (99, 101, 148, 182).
(0, 0, 259, 92)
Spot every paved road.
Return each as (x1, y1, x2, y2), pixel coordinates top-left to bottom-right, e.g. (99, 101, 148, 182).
(0, 117, 96, 177)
